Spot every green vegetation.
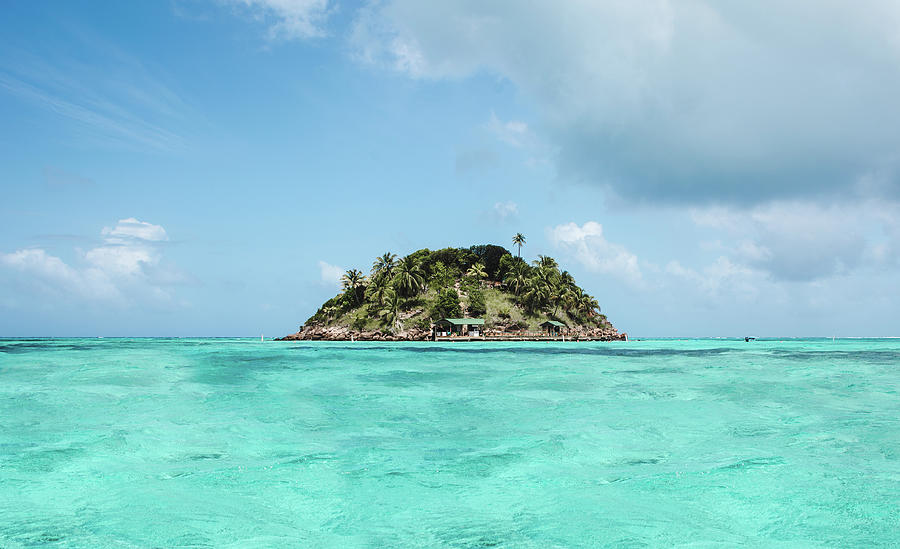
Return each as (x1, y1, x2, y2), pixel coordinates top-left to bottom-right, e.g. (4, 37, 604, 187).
(306, 238, 609, 334)
(433, 287, 461, 319)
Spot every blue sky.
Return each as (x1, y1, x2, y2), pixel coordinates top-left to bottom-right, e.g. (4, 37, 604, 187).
(2, 1, 899, 337)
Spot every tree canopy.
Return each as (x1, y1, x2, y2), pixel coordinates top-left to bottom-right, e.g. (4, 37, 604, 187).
(306, 244, 605, 333)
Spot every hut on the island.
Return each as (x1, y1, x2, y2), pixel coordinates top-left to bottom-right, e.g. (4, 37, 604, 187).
(433, 318, 485, 338)
(540, 320, 568, 336)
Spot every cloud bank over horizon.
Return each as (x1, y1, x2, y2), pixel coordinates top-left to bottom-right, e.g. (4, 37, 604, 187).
(0, 218, 186, 310)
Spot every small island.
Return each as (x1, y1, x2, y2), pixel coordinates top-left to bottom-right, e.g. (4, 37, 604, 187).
(280, 238, 625, 341)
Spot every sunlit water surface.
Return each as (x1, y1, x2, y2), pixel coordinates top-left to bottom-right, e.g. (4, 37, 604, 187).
(0, 338, 898, 547)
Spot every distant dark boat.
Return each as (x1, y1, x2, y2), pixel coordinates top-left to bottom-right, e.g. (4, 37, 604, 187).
(745, 336, 756, 342)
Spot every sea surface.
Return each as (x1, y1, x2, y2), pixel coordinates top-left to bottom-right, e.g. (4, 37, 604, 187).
(0, 338, 897, 547)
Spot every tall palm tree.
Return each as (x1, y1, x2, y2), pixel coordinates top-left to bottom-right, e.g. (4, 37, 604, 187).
(341, 269, 366, 305)
(393, 255, 425, 298)
(512, 233, 526, 258)
(371, 252, 397, 280)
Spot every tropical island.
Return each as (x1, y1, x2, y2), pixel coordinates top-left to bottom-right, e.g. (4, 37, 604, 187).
(280, 235, 625, 341)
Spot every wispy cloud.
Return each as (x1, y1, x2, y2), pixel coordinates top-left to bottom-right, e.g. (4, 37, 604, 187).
(486, 112, 534, 149)
(223, 0, 332, 40)
(485, 112, 551, 168)
(0, 73, 184, 151)
(689, 200, 898, 281)
(665, 257, 764, 301)
(0, 33, 190, 152)
(318, 260, 344, 288)
(492, 201, 518, 221)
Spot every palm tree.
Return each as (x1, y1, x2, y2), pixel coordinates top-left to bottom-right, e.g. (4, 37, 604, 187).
(512, 233, 526, 258)
(322, 305, 338, 322)
(559, 270, 576, 291)
(534, 255, 558, 272)
(521, 277, 550, 314)
(503, 262, 529, 296)
(537, 261, 559, 285)
(371, 252, 397, 280)
(549, 284, 567, 317)
(365, 273, 390, 306)
(567, 286, 584, 316)
(393, 255, 425, 298)
(466, 262, 487, 281)
(521, 262, 560, 314)
(554, 271, 577, 315)
(341, 269, 366, 305)
(379, 290, 403, 334)
(574, 292, 599, 318)
(558, 285, 577, 316)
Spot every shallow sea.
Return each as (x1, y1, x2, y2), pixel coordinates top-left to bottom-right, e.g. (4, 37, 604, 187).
(0, 338, 897, 547)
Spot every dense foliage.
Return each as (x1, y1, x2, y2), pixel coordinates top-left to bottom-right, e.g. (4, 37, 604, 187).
(306, 241, 605, 333)
(433, 288, 462, 319)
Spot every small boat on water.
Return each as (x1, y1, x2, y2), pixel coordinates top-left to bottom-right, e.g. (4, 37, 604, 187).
(744, 336, 756, 342)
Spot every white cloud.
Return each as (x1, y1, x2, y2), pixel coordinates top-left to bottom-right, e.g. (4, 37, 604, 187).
(228, 0, 331, 40)
(0, 248, 120, 301)
(85, 244, 159, 277)
(493, 201, 518, 220)
(549, 221, 642, 285)
(0, 218, 184, 307)
(101, 217, 168, 243)
(318, 260, 344, 287)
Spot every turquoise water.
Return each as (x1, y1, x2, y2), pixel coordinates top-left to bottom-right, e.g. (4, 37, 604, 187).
(0, 338, 897, 547)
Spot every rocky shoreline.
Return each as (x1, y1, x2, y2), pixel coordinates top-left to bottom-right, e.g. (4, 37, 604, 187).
(277, 323, 626, 342)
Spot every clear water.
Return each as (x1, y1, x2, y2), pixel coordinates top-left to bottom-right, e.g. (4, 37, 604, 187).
(0, 338, 897, 547)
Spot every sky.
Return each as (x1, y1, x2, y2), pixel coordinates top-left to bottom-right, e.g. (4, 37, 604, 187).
(2, 0, 900, 337)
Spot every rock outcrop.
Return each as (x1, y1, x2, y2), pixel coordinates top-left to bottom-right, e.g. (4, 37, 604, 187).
(277, 324, 432, 341)
(276, 322, 625, 341)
